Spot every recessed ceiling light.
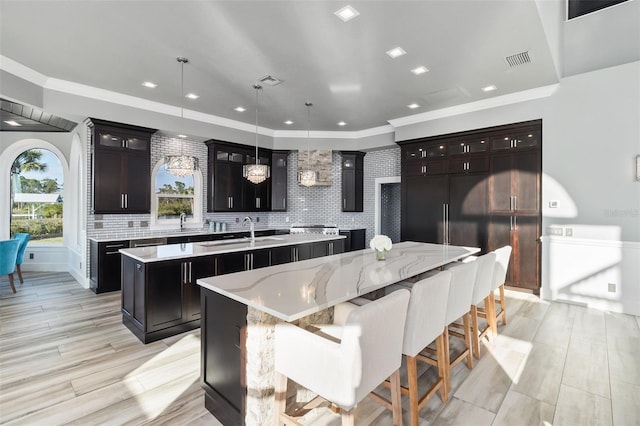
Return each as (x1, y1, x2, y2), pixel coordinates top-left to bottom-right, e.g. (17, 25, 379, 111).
(386, 47, 406, 59)
(334, 5, 360, 22)
(178, 134, 187, 138)
(337, 121, 347, 126)
(142, 81, 158, 88)
(185, 93, 199, 99)
(284, 120, 294, 125)
(407, 103, 420, 109)
(234, 106, 246, 112)
(411, 66, 429, 75)
(482, 85, 497, 92)
(4, 120, 21, 126)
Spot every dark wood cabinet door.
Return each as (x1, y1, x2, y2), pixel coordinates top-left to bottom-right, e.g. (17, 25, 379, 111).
(251, 250, 271, 269)
(271, 152, 288, 211)
(146, 261, 185, 332)
(203, 291, 247, 413)
(514, 150, 540, 214)
(448, 173, 489, 252)
(341, 152, 364, 212)
(213, 162, 243, 211)
(401, 175, 448, 243)
(121, 256, 136, 320)
(489, 153, 513, 213)
(342, 169, 357, 211)
(296, 243, 313, 261)
(216, 252, 246, 275)
(93, 149, 123, 213)
(95, 240, 128, 293)
(124, 153, 150, 213)
(186, 257, 216, 320)
(512, 215, 540, 290)
(271, 246, 293, 265)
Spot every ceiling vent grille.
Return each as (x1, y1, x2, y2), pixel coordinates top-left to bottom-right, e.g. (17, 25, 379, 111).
(505, 51, 531, 68)
(257, 75, 283, 86)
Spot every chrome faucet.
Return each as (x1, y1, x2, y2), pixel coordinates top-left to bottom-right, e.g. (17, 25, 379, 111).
(242, 216, 255, 244)
(179, 212, 187, 231)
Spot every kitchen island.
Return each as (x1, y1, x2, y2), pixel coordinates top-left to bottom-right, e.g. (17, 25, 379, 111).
(196, 241, 479, 425)
(118, 233, 345, 343)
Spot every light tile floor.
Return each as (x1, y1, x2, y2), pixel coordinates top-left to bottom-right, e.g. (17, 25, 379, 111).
(1, 273, 638, 425)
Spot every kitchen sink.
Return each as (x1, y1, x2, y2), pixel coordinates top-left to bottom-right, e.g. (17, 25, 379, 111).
(197, 236, 284, 247)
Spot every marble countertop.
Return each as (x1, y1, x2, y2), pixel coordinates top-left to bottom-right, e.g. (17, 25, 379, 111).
(119, 233, 345, 263)
(197, 241, 480, 322)
(88, 227, 288, 243)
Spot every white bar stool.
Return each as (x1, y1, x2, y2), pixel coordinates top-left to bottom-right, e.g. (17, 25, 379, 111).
(274, 289, 410, 426)
(489, 245, 512, 335)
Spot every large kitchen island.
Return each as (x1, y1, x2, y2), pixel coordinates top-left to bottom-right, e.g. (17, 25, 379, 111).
(196, 241, 479, 425)
(118, 233, 345, 344)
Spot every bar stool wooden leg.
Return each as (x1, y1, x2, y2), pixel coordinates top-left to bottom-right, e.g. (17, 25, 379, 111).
(442, 326, 451, 397)
(463, 312, 473, 369)
(436, 333, 448, 403)
(341, 409, 355, 426)
(470, 305, 481, 359)
(390, 369, 402, 426)
(499, 285, 507, 325)
(406, 356, 419, 426)
(274, 371, 288, 425)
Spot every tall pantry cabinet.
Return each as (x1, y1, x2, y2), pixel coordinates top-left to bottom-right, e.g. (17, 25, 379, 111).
(399, 120, 541, 291)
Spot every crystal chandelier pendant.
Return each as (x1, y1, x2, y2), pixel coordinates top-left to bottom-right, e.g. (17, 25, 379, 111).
(164, 57, 198, 177)
(298, 169, 318, 187)
(298, 101, 317, 186)
(165, 154, 199, 177)
(245, 84, 271, 184)
(243, 163, 270, 184)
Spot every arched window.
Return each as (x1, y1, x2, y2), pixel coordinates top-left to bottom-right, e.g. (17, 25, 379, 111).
(150, 159, 203, 230)
(10, 149, 64, 244)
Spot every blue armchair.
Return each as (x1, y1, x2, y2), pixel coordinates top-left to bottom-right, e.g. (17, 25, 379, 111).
(13, 233, 30, 284)
(1, 239, 21, 293)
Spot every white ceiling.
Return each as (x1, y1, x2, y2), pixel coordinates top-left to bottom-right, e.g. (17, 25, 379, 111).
(0, 0, 579, 133)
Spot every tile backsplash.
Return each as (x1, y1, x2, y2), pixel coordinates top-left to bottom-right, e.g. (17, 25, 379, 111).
(86, 127, 401, 258)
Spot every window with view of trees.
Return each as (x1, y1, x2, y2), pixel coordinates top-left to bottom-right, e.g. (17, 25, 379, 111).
(151, 161, 202, 228)
(10, 149, 64, 243)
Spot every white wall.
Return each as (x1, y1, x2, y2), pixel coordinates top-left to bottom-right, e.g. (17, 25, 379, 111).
(394, 60, 640, 315)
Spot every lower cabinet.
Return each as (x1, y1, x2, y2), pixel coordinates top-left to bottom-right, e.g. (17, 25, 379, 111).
(90, 239, 128, 293)
(121, 255, 215, 343)
(121, 239, 344, 343)
(202, 291, 247, 424)
(339, 229, 366, 252)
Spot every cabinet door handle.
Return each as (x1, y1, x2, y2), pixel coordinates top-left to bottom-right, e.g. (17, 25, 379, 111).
(513, 196, 517, 211)
(189, 261, 192, 283)
(510, 216, 513, 230)
(230, 196, 234, 209)
(343, 199, 346, 209)
(124, 193, 128, 209)
(256, 197, 260, 209)
(120, 193, 124, 209)
(513, 216, 517, 229)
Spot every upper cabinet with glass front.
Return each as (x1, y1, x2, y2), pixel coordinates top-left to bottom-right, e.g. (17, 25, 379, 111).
(89, 118, 156, 214)
(491, 131, 540, 151)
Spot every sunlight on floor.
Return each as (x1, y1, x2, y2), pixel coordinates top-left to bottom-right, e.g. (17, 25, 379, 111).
(124, 333, 200, 420)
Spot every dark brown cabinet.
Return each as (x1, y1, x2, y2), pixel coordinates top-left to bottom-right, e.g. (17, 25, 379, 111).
(90, 239, 128, 293)
(339, 229, 366, 252)
(488, 130, 541, 290)
(121, 255, 215, 343)
(89, 118, 155, 214)
(271, 151, 289, 211)
(206, 141, 272, 212)
(399, 120, 541, 291)
(340, 151, 365, 212)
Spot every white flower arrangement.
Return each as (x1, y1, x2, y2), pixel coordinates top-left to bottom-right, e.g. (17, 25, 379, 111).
(370, 234, 392, 252)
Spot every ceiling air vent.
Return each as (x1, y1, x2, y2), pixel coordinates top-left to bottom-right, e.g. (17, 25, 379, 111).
(257, 75, 283, 86)
(505, 51, 531, 68)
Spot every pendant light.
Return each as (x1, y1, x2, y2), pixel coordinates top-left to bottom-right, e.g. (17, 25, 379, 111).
(298, 102, 318, 187)
(243, 84, 270, 184)
(165, 57, 199, 177)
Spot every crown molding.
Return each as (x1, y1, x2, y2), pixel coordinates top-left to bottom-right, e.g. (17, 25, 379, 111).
(388, 84, 559, 128)
(0, 55, 48, 86)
